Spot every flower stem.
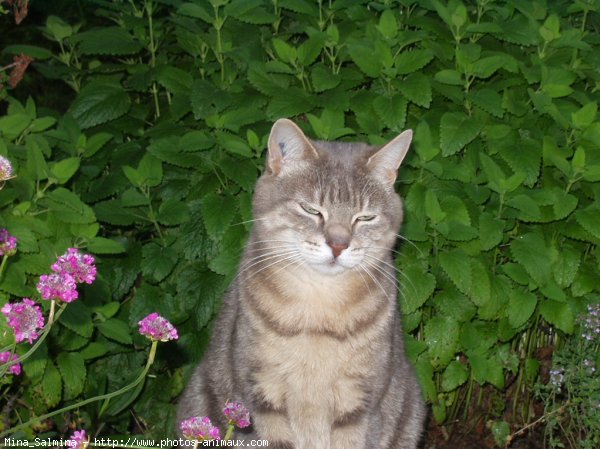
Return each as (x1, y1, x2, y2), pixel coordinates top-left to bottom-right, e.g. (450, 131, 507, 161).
(224, 423, 235, 441)
(0, 255, 8, 279)
(0, 341, 158, 437)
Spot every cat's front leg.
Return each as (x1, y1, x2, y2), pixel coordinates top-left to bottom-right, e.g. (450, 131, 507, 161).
(331, 420, 369, 449)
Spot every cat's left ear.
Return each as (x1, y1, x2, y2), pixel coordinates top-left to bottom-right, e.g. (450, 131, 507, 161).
(367, 129, 412, 185)
(267, 119, 319, 176)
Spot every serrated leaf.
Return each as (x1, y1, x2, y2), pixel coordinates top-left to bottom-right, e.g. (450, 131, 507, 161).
(439, 249, 472, 294)
(424, 316, 459, 369)
(87, 237, 125, 254)
(395, 49, 434, 75)
(42, 187, 96, 224)
(401, 265, 436, 314)
(469, 88, 503, 118)
(78, 27, 142, 55)
(479, 212, 504, 250)
(347, 42, 381, 78)
(469, 259, 491, 308)
(552, 246, 580, 288)
(142, 242, 178, 282)
(575, 207, 600, 239)
(440, 112, 482, 156)
(398, 73, 432, 108)
(201, 193, 237, 241)
(511, 233, 552, 285)
(441, 360, 469, 392)
(97, 318, 133, 345)
(373, 95, 407, 131)
(539, 300, 574, 334)
(311, 64, 341, 92)
(56, 352, 86, 400)
(157, 198, 190, 226)
(571, 102, 597, 129)
(42, 361, 62, 408)
(508, 290, 537, 328)
(69, 79, 131, 129)
(60, 301, 94, 338)
(51, 157, 80, 184)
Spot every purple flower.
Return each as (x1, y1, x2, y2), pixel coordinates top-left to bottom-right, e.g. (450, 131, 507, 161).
(0, 228, 17, 256)
(68, 430, 88, 449)
(0, 155, 13, 182)
(180, 416, 221, 441)
(37, 272, 78, 303)
(223, 401, 251, 428)
(51, 248, 96, 284)
(0, 351, 21, 375)
(138, 313, 178, 342)
(579, 303, 600, 342)
(1, 298, 45, 343)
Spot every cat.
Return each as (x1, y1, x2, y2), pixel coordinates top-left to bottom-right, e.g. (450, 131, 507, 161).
(176, 119, 426, 449)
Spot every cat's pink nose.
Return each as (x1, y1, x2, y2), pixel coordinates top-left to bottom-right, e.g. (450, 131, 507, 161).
(327, 240, 349, 258)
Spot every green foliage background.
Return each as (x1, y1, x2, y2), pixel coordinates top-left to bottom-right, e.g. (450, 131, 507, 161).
(0, 0, 599, 441)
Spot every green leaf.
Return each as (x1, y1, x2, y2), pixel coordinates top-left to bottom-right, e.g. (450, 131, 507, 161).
(311, 64, 341, 92)
(571, 102, 597, 129)
(439, 249, 472, 295)
(400, 265, 436, 314)
(60, 301, 94, 338)
(425, 190, 446, 224)
(87, 237, 126, 254)
(511, 232, 553, 285)
(272, 38, 296, 64)
(575, 207, 600, 239)
(78, 27, 142, 55)
(508, 290, 537, 328)
(377, 9, 398, 39)
(539, 300, 574, 334)
(440, 112, 482, 156)
(69, 79, 131, 129)
(373, 95, 407, 131)
(398, 73, 432, 108)
(469, 88, 503, 118)
(347, 42, 381, 78)
(478, 212, 504, 250)
(395, 49, 434, 75)
(201, 193, 237, 240)
(137, 153, 163, 187)
(42, 188, 96, 224)
(142, 242, 179, 282)
(157, 199, 190, 226)
(51, 157, 80, 184)
(42, 361, 62, 407)
(424, 316, 460, 369)
(56, 352, 86, 400)
(441, 360, 469, 392)
(97, 318, 133, 345)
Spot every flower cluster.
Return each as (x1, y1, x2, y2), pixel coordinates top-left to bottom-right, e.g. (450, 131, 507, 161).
(180, 416, 221, 441)
(579, 303, 600, 342)
(36, 248, 96, 303)
(1, 298, 44, 343)
(0, 155, 13, 182)
(0, 351, 21, 375)
(68, 430, 88, 449)
(138, 313, 179, 342)
(0, 228, 17, 257)
(181, 401, 250, 442)
(223, 401, 251, 428)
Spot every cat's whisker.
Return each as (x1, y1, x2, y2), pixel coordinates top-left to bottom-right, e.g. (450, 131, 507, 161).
(363, 255, 417, 296)
(357, 262, 391, 299)
(245, 244, 298, 254)
(264, 255, 305, 282)
(247, 252, 302, 280)
(361, 258, 402, 293)
(245, 239, 298, 246)
(230, 217, 269, 226)
(394, 233, 424, 256)
(353, 265, 374, 298)
(238, 250, 300, 277)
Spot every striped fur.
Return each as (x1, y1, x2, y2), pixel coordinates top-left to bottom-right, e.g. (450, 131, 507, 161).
(177, 120, 425, 448)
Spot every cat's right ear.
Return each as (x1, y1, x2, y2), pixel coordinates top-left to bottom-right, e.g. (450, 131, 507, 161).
(267, 119, 318, 176)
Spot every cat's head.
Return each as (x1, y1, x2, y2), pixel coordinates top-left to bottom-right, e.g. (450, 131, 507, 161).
(251, 119, 411, 276)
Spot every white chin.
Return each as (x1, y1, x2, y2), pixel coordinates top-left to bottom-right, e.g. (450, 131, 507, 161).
(309, 260, 348, 276)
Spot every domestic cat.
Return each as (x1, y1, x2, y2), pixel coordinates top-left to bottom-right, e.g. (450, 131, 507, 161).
(177, 119, 426, 449)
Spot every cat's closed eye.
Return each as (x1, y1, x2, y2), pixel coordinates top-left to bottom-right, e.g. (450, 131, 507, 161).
(300, 203, 322, 216)
(355, 215, 376, 222)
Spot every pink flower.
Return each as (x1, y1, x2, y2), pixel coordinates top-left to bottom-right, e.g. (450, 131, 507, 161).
(223, 401, 251, 428)
(0, 155, 13, 182)
(37, 272, 78, 302)
(68, 430, 88, 449)
(0, 228, 17, 256)
(180, 416, 221, 441)
(0, 351, 21, 375)
(51, 248, 96, 284)
(138, 313, 178, 342)
(1, 298, 45, 343)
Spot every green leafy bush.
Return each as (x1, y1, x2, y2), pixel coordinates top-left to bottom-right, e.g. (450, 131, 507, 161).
(0, 0, 598, 444)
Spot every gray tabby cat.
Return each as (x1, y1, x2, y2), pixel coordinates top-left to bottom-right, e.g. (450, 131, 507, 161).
(177, 119, 426, 449)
